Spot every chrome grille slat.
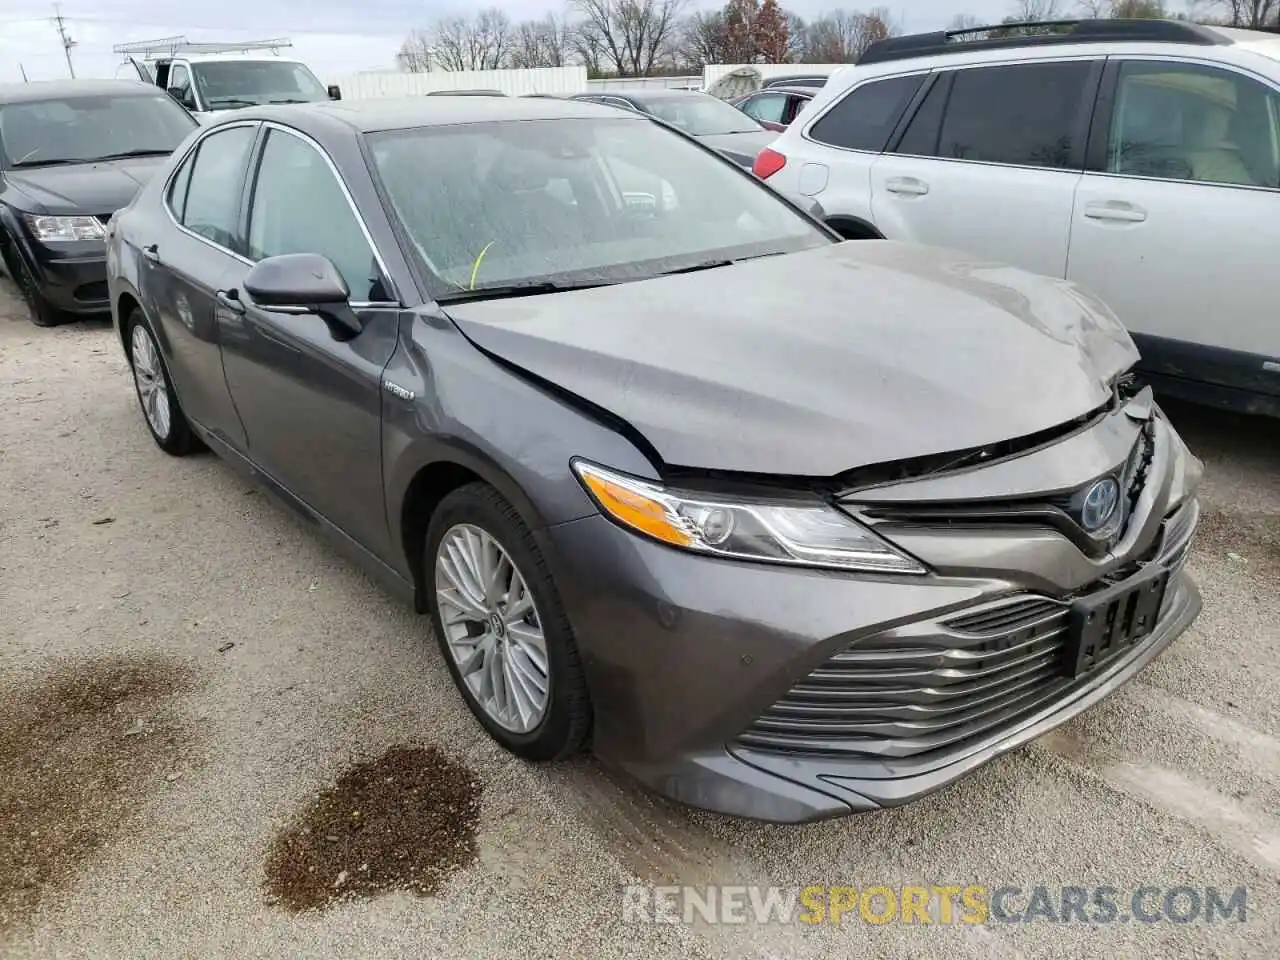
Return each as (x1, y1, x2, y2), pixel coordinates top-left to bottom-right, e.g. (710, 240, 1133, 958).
(826, 624, 1067, 669)
(794, 647, 1064, 703)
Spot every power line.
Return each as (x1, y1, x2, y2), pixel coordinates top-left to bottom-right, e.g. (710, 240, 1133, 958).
(52, 2, 77, 77)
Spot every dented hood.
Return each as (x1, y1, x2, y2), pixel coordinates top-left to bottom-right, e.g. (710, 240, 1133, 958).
(443, 241, 1139, 477)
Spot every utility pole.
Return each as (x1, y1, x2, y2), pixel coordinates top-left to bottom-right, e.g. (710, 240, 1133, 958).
(52, 3, 76, 78)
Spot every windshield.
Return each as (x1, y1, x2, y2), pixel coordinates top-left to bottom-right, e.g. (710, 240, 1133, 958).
(191, 60, 329, 109)
(367, 117, 829, 299)
(0, 94, 197, 167)
(643, 96, 764, 135)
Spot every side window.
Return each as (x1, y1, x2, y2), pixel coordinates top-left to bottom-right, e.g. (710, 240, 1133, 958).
(181, 125, 256, 250)
(935, 61, 1093, 170)
(894, 75, 950, 157)
(246, 128, 384, 301)
(743, 93, 787, 125)
(167, 64, 195, 111)
(784, 95, 812, 125)
(166, 149, 195, 222)
(1108, 60, 1280, 188)
(808, 74, 927, 152)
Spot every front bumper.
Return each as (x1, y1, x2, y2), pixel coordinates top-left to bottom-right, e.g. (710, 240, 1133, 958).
(542, 399, 1203, 823)
(24, 238, 109, 314)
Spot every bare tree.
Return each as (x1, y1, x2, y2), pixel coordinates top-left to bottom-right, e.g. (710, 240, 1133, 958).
(1008, 0, 1065, 20)
(430, 8, 513, 71)
(947, 13, 986, 29)
(397, 28, 433, 72)
(680, 11, 729, 68)
(1209, 0, 1279, 25)
(784, 11, 808, 62)
(805, 8, 896, 62)
(510, 14, 571, 68)
(571, 0, 688, 76)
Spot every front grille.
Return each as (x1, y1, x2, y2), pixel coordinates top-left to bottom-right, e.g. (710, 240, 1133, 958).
(736, 499, 1197, 761)
(736, 595, 1074, 759)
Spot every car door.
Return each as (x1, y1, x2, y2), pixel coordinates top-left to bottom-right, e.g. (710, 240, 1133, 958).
(141, 122, 258, 450)
(165, 63, 199, 114)
(869, 59, 1103, 280)
(1068, 56, 1280, 404)
(216, 123, 400, 560)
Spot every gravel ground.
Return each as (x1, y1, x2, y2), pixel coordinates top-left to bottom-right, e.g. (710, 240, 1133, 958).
(1, 278, 1277, 960)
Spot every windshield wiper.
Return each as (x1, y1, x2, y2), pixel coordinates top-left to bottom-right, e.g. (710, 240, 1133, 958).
(208, 98, 258, 108)
(268, 98, 312, 104)
(438, 279, 617, 303)
(86, 149, 174, 162)
(10, 157, 86, 168)
(649, 251, 788, 279)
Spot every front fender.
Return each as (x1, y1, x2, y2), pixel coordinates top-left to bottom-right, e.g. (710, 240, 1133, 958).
(0, 206, 37, 279)
(381, 311, 657, 575)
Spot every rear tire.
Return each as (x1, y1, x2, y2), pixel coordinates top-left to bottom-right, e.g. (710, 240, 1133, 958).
(425, 482, 592, 762)
(125, 309, 200, 456)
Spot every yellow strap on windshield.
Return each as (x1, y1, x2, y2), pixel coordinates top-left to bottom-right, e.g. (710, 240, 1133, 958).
(469, 241, 496, 290)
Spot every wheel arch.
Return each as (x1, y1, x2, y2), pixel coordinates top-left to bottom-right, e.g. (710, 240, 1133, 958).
(392, 439, 562, 615)
(824, 215, 885, 240)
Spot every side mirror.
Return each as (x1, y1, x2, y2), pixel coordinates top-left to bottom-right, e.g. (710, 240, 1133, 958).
(327, 85, 342, 101)
(242, 253, 362, 338)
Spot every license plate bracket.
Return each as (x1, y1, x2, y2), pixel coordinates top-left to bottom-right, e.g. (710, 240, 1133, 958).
(1065, 568, 1169, 679)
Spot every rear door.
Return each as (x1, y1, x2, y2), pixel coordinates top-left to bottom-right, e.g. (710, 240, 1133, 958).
(1068, 56, 1280, 404)
(217, 124, 400, 559)
(127, 57, 153, 84)
(870, 58, 1103, 280)
(141, 122, 259, 450)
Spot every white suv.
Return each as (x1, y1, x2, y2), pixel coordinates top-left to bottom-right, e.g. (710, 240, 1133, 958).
(756, 19, 1280, 418)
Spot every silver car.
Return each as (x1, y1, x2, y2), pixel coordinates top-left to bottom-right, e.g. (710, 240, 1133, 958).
(104, 96, 1203, 823)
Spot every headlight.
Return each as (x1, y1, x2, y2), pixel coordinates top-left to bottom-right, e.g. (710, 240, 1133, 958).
(572, 460, 926, 574)
(24, 214, 105, 242)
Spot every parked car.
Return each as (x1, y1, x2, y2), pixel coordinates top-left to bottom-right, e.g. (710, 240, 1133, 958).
(0, 78, 198, 326)
(761, 73, 833, 89)
(106, 95, 1202, 823)
(756, 17, 1280, 418)
(117, 41, 338, 123)
(731, 85, 821, 132)
(569, 89, 775, 168)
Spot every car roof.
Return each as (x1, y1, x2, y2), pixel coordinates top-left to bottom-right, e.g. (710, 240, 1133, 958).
(211, 94, 644, 134)
(587, 89, 713, 104)
(0, 78, 158, 104)
(751, 85, 821, 96)
(171, 53, 308, 65)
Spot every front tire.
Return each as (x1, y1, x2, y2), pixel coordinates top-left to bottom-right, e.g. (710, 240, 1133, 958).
(5, 246, 62, 327)
(125, 309, 200, 456)
(426, 483, 591, 761)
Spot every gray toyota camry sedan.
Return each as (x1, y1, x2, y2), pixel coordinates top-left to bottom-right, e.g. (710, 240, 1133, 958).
(105, 96, 1203, 823)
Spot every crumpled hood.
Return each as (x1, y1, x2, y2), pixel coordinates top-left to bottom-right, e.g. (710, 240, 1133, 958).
(3, 156, 168, 216)
(696, 129, 776, 167)
(444, 241, 1139, 477)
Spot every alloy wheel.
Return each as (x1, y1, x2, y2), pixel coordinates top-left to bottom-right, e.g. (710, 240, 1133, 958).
(130, 324, 172, 440)
(433, 523, 550, 733)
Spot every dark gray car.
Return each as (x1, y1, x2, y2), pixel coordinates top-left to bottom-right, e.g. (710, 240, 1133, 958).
(105, 96, 1203, 823)
(570, 89, 776, 168)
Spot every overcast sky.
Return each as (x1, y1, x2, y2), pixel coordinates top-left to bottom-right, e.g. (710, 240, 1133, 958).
(0, 0, 1191, 84)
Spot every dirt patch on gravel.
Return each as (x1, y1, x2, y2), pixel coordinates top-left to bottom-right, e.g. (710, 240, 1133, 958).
(263, 744, 482, 912)
(0, 654, 197, 932)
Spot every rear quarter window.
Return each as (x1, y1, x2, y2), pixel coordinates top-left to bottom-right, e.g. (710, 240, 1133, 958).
(807, 74, 927, 152)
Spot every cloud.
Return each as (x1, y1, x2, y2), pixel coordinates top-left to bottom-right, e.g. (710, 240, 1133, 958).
(0, 0, 1024, 85)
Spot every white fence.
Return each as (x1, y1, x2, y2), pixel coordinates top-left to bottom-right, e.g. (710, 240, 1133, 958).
(323, 63, 850, 101)
(324, 66, 587, 99)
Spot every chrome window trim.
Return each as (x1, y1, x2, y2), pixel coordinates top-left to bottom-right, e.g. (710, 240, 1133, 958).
(159, 118, 401, 307)
(256, 120, 400, 306)
(161, 119, 258, 265)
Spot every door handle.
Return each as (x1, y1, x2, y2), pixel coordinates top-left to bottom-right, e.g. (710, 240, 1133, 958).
(1084, 201, 1147, 223)
(142, 243, 160, 263)
(885, 177, 929, 196)
(215, 289, 245, 314)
